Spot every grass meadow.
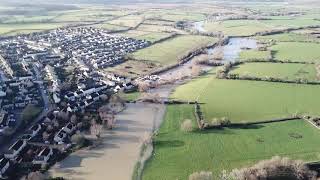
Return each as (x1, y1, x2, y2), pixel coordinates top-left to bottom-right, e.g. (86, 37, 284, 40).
(143, 105, 320, 180)
(230, 63, 318, 81)
(270, 42, 320, 62)
(239, 50, 271, 61)
(256, 33, 320, 43)
(132, 35, 218, 65)
(171, 72, 320, 122)
(0, 23, 68, 36)
(203, 20, 272, 36)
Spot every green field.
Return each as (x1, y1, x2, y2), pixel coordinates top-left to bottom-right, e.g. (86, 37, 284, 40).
(132, 35, 218, 65)
(135, 32, 173, 42)
(116, 30, 172, 42)
(0, 23, 68, 36)
(119, 91, 140, 101)
(108, 15, 144, 27)
(160, 12, 206, 22)
(270, 42, 320, 62)
(89, 23, 129, 31)
(103, 60, 158, 77)
(239, 50, 271, 61)
(203, 20, 272, 36)
(261, 18, 320, 29)
(230, 63, 318, 81)
(143, 106, 320, 180)
(171, 72, 320, 122)
(256, 33, 320, 43)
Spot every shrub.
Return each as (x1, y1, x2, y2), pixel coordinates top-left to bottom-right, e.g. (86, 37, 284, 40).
(220, 117, 231, 126)
(189, 171, 213, 180)
(137, 81, 151, 92)
(195, 54, 211, 65)
(21, 105, 42, 124)
(181, 119, 193, 132)
(209, 117, 231, 127)
(71, 133, 86, 147)
(210, 118, 221, 126)
(228, 156, 317, 180)
(140, 93, 162, 103)
(191, 65, 205, 77)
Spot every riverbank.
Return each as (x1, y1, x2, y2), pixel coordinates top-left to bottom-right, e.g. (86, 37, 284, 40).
(49, 102, 166, 180)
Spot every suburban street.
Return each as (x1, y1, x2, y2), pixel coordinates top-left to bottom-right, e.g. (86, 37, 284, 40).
(0, 65, 54, 153)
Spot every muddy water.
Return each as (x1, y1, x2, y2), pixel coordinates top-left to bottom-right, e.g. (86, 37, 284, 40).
(158, 37, 257, 80)
(208, 38, 257, 63)
(194, 21, 206, 33)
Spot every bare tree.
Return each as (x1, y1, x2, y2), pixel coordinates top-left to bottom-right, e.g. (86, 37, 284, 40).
(70, 114, 77, 124)
(140, 93, 162, 103)
(191, 65, 204, 77)
(212, 46, 224, 60)
(181, 119, 193, 132)
(137, 81, 151, 92)
(24, 171, 46, 180)
(229, 156, 317, 180)
(189, 171, 213, 180)
(90, 119, 103, 139)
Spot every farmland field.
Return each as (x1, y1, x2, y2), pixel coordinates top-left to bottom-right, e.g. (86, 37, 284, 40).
(260, 18, 320, 29)
(0, 23, 68, 36)
(239, 50, 271, 61)
(270, 42, 320, 62)
(132, 35, 218, 65)
(88, 23, 129, 31)
(108, 15, 144, 28)
(143, 106, 320, 180)
(171, 72, 320, 122)
(230, 63, 318, 81)
(256, 33, 320, 43)
(203, 20, 272, 36)
(116, 30, 172, 42)
(103, 60, 158, 77)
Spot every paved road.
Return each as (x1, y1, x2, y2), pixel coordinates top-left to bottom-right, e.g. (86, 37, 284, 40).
(33, 64, 50, 110)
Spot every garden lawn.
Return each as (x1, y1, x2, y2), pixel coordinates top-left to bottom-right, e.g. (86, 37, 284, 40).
(119, 91, 140, 101)
(132, 35, 218, 65)
(21, 105, 42, 124)
(271, 42, 320, 62)
(143, 106, 320, 180)
(239, 50, 271, 61)
(171, 73, 320, 122)
(230, 63, 318, 81)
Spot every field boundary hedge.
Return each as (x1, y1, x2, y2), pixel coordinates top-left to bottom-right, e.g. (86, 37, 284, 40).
(203, 117, 300, 130)
(226, 74, 320, 85)
(149, 33, 179, 45)
(194, 102, 205, 130)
